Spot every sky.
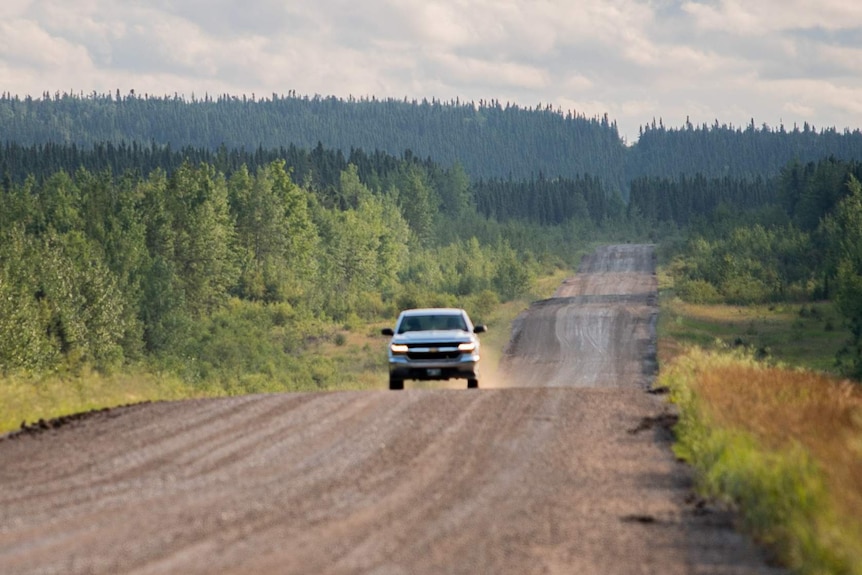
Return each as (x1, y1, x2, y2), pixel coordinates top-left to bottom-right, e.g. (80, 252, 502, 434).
(2, 0, 862, 144)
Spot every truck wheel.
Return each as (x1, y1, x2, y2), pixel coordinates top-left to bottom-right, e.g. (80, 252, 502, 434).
(467, 378, 479, 389)
(389, 377, 404, 390)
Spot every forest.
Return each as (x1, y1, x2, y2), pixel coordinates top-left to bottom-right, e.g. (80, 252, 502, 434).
(2, 92, 862, 384)
(4, 92, 862, 195)
(0, 141, 635, 390)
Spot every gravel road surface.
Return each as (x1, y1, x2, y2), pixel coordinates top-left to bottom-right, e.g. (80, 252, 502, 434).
(0, 245, 782, 574)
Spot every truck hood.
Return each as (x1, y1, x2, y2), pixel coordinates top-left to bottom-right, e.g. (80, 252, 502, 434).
(391, 330, 473, 345)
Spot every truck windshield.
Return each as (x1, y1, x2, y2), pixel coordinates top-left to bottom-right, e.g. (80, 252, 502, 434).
(398, 315, 467, 333)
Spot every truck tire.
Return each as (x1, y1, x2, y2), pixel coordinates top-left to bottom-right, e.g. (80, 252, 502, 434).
(389, 377, 404, 390)
(467, 378, 479, 389)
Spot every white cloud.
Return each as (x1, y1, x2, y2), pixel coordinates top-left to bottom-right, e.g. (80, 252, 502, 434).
(782, 101, 816, 119)
(409, 3, 476, 47)
(816, 44, 862, 76)
(0, 1, 34, 19)
(767, 78, 862, 118)
(681, 1, 760, 35)
(682, 0, 862, 35)
(0, 18, 93, 69)
(0, 0, 860, 142)
(562, 74, 594, 93)
(431, 52, 548, 90)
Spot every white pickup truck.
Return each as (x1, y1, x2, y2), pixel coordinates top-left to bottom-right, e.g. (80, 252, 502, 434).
(381, 308, 487, 390)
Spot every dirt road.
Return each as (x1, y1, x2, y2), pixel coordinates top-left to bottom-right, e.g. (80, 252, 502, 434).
(0, 245, 781, 574)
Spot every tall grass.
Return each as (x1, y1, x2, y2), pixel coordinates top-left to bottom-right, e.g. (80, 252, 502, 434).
(663, 348, 862, 574)
(0, 368, 198, 433)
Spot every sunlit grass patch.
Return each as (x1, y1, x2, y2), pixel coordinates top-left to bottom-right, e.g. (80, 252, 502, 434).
(664, 348, 862, 574)
(309, 321, 391, 391)
(530, 267, 573, 299)
(0, 369, 196, 434)
(659, 295, 849, 373)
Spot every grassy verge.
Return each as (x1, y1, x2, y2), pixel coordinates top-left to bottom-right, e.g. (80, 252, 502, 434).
(659, 291, 850, 374)
(661, 321, 862, 573)
(0, 267, 573, 434)
(0, 368, 198, 433)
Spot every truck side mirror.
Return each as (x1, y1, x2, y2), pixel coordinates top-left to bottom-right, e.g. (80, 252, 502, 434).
(381, 328, 394, 336)
(474, 325, 487, 334)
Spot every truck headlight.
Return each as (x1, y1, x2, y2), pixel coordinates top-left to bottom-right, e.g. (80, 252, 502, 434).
(390, 344, 409, 354)
(458, 342, 476, 352)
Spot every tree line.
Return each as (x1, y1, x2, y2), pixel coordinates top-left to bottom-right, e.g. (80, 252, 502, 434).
(627, 119, 862, 183)
(629, 173, 772, 226)
(0, 92, 628, 191)
(1, 140, 629, 229)
(473, 173, 625, 225)
(5, 91, 862, 196)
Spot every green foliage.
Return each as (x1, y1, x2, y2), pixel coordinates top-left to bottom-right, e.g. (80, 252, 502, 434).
(395, 165, 437, 244)
(669, 224, 810, 305)
(1, 146, 586, 383)
(167, 162, 238, 317)
(0, 227, 60, 370)
(229, 161, 320, 304)
(825, 176, 862, 376)
(314, 187, 408, 320)
(662, 161, 862, 376)
(674, 278, 723, 304)
(473, 173, 622, 226)
(0, 222, 128, 371)
(493, 242, 534, 300)
(629, 120, 862, 188)
(461, 290, 499, 325)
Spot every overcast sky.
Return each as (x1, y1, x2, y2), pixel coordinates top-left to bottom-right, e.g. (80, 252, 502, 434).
(2, 0, 861, 143)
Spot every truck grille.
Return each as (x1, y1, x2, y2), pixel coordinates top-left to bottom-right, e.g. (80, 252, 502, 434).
(406, 345, 461, 361)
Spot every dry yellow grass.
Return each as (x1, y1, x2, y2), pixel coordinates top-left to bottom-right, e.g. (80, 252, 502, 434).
(663, 347, 862, 572)
(695, 361, 862, 527)
(657, 265, 862, 571)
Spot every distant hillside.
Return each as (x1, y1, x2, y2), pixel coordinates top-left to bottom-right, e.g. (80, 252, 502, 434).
(0, 92, 627, 192)
(2, 92, 862, 195)
(626, 119, 862, 183)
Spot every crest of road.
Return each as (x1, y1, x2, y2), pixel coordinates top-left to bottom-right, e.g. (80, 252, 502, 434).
(0, 245, 783, 574)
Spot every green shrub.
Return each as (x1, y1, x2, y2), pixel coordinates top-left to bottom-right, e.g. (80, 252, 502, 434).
(676, 278, 723, 304)
(463, 289, 499, 324)
(720, 274, 772, 304)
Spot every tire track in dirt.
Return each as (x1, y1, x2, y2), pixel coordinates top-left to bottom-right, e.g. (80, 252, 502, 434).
(0, 245, 783, 574)
(501, 245, 658, 389)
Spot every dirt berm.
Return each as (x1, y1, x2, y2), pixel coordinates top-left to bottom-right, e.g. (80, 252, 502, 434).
(0, 245, 783, 574)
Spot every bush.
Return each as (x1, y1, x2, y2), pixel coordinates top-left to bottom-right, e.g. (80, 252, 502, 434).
(676, 278, 723, 304)
(720, 275, 772, 304)
(463, 289, 499, 324)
